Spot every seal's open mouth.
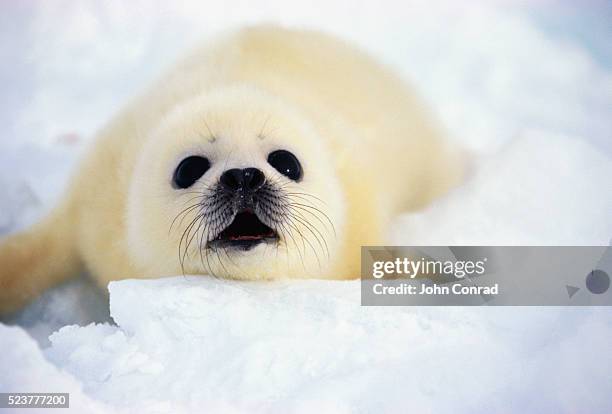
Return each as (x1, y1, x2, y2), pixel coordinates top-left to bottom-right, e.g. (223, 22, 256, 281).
(209, 210, 278, 250)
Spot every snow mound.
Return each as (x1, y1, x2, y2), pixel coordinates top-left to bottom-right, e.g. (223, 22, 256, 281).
(39, 277, 612, 413)
(0, 325, 107, 413)
(393, 130, 612, 245)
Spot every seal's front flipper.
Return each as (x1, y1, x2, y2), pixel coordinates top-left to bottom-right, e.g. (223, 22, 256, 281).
(0, 204, 81, 315)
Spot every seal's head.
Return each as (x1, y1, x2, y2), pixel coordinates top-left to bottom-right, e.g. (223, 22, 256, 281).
(128, 86, 344, 279)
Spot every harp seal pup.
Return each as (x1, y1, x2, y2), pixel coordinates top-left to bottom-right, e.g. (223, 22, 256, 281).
(0, 25, 465, 313)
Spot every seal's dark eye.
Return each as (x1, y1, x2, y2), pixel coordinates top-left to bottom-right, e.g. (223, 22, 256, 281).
(267, 150, 302, 181)
(172, 156, 210, 189)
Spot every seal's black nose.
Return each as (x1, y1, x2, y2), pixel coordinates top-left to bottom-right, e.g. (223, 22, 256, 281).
(219, 168, 265, 193)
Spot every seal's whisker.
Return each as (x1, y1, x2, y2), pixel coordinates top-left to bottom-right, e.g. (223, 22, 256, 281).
(178, 194, 207, 206)
(288, 211, 330, 259)
(197, 215, 214, 271)
(178, 213, 203, 274)
(276, 220, 306, 271)
(221, 245, 237, 268)
(288, 203, 335, 238)
(172, 190, 206, 199)
(257, 114, 271, 140)
(182, 219, 202, 269)
(283, 216, 321, 269)
(169, 202, 203, 235)
(204, 245, 218, 279)
(284, 191, 327, 205)
(287, 214, 325, 265)
(180, 211, 207, 268)
(172, 172, 333, 277)
(288, 202, 336, 237)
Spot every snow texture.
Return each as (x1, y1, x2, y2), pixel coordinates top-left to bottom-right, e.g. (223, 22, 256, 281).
(1, 0, 612, 412)
(43, 279, 612, 412)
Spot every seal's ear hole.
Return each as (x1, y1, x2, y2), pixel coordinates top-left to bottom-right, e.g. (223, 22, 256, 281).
(267, 150, 302, 181)
(172, 156, 211, 189)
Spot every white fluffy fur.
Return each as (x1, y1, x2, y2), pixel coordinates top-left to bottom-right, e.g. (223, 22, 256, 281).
(0, 25, 464, 313)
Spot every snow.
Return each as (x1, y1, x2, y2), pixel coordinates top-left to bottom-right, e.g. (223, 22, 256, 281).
(37, 279, 612, 412)
(394, 131, 612, 246)
(0, 325, 107, 413)
(1, 0, 612, 412)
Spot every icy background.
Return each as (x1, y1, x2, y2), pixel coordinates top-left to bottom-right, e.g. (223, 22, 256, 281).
(1, 0, 612, 412)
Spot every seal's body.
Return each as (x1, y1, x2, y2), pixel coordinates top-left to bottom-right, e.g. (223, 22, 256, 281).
(0, 26, 464, 313)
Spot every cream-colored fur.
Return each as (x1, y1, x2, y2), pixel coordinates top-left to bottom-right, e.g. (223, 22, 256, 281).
(0, 26, 464, 314)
